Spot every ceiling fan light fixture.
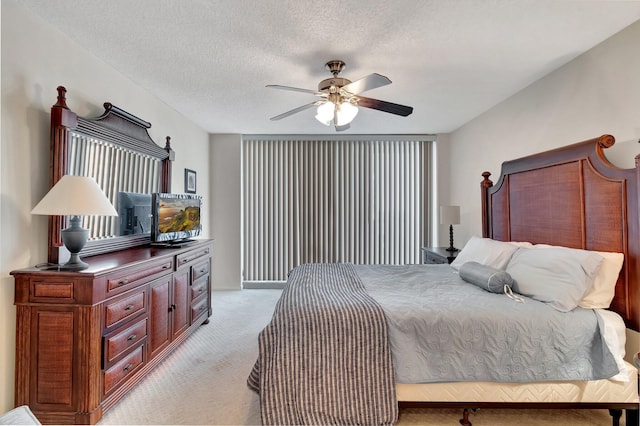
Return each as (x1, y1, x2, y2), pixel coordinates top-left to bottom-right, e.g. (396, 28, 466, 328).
(315, 101, 334, 125)
(336, 101, 358, 126)
(269, 60, 413, 130)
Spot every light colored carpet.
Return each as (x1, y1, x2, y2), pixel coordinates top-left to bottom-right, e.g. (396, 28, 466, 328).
(99, 289, 624, 425)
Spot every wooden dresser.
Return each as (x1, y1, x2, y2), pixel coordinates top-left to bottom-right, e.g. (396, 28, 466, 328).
(10, 239, 213, 425)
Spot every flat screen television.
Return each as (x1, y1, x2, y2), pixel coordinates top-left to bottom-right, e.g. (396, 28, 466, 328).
(117, 192, 152, 236)
(151, 193, 202, 245)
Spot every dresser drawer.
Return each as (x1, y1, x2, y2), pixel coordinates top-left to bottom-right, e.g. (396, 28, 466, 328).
(103, 345, 144, 395)
(104, 318, 147, 366)
(191, 296, 208, 322)
(106, 259, 174, 295)
(191, 259, 210, 281)
(190, 276, 208, 301)
(104, 288, 147, 330)
(29, 277, 75, 303)
(177, 245, 211, 268)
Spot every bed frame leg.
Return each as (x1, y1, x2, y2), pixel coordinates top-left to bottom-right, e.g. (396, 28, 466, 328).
(609, 409, 622, 426)
(459, 408, 472, 426)
(626, 407, 639, 426)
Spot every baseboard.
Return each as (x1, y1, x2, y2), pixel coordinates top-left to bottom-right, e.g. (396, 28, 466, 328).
(243, 281, 285, 289)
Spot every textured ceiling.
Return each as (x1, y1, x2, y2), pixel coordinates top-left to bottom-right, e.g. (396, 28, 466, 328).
(15, 0, 640, 134)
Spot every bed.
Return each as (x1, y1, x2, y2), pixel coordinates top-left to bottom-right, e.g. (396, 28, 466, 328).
(248, 134, 639, 425)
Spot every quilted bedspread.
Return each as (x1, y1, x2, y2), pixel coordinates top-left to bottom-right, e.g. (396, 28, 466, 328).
(355, 264, 620, 384)
(248, 263, 398, 425)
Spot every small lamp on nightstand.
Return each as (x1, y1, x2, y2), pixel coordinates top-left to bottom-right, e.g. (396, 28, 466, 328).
(31, 175, 118, 270)
(440, 205, 460, 252)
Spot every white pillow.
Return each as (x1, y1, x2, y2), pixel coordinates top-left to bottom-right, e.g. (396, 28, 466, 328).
(531, 244, 624, 309)
(579, 251, 624, 309)
(450, 236, 519, 271)
(506, 247, 603, 312)
(509, 241, 534, 248)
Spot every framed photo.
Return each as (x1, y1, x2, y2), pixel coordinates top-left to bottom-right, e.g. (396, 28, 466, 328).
(184, 168, 197, 194)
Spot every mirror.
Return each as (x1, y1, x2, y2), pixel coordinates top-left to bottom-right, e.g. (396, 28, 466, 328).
(48, 86, 173, 263)
(67, 131, 161, 239)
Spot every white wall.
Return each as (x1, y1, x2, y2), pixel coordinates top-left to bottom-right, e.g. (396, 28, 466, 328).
(434, 133, 454, 248)
(448, 20, 640, 243)
(210, 134, 242, 289)
(0, 1, 210, 413)
(447, 20, 640, 362)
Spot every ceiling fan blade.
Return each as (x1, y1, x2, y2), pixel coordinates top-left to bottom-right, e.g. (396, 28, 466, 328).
(356, 96, 413, 117)
(266, 84, 324, 96)
(269, 100, 324, 121)
(341, 73, 391, 95)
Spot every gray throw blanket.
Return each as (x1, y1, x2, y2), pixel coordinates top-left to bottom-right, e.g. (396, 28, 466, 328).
(248, 263, 398, 425)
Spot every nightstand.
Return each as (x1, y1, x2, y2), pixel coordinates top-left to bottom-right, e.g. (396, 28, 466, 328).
(422, 247, 459, 264)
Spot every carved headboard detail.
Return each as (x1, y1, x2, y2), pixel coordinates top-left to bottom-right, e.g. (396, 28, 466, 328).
(48, 86, 175, 262)
(481, 135, 640, 331)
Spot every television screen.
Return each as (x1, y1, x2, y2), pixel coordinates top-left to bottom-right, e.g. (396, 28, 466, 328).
(151, 193, 202, 244)
(117, 192, 152, 236)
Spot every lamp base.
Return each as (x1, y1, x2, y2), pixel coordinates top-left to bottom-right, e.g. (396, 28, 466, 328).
(61, 216, 90, 270)
(447, 224, 458, 253)
(60, 253, 89, 270)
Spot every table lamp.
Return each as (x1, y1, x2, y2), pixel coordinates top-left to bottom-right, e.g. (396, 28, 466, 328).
(440, 205, 460, 252)
(31, 175, 118, 270)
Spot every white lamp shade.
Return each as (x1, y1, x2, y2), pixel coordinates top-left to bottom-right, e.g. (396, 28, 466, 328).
(440, 205, 460, 225)
(336, 101, 358, 126)
(32, 175, 118, 217)
(315, 100, 359, 126)
(315, 101, 334, 126)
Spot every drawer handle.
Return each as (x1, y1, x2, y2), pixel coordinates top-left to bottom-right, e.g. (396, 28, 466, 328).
(199, 305, 206, 312)
(124, 304, 134, 312)
(127, 334, 137, 341)
(198, 287, 204, 293)
(117, 279, 129, 286)
(162, 264, 171, 270)
(199, 268, 207, 274)
(123, 363, 132, 372)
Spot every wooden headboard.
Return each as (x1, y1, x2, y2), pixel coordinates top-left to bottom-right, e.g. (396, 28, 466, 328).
(481, 134, 640, 331)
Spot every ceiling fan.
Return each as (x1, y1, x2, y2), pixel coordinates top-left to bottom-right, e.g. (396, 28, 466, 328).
(267, 60, 413, 131)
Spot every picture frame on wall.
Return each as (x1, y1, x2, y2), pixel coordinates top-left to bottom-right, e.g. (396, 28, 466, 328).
(185, 168, 197, 194)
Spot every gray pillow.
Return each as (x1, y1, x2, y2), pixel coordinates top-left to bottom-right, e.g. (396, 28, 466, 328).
(506, 247, 604, 312)
(459, 261, 515, 293)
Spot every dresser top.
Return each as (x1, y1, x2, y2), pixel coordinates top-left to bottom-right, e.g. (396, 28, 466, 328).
(11, 239, 213, 277)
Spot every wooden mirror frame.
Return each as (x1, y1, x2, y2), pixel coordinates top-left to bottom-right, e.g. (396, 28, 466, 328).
(47, 86, 175, 263)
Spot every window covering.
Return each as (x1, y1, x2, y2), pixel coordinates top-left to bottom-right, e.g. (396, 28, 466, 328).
(242, 136, 433, 284)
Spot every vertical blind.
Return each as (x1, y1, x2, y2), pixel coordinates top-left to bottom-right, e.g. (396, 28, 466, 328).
(242, 136, 433, 284)
(68, 132, 161, 239)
